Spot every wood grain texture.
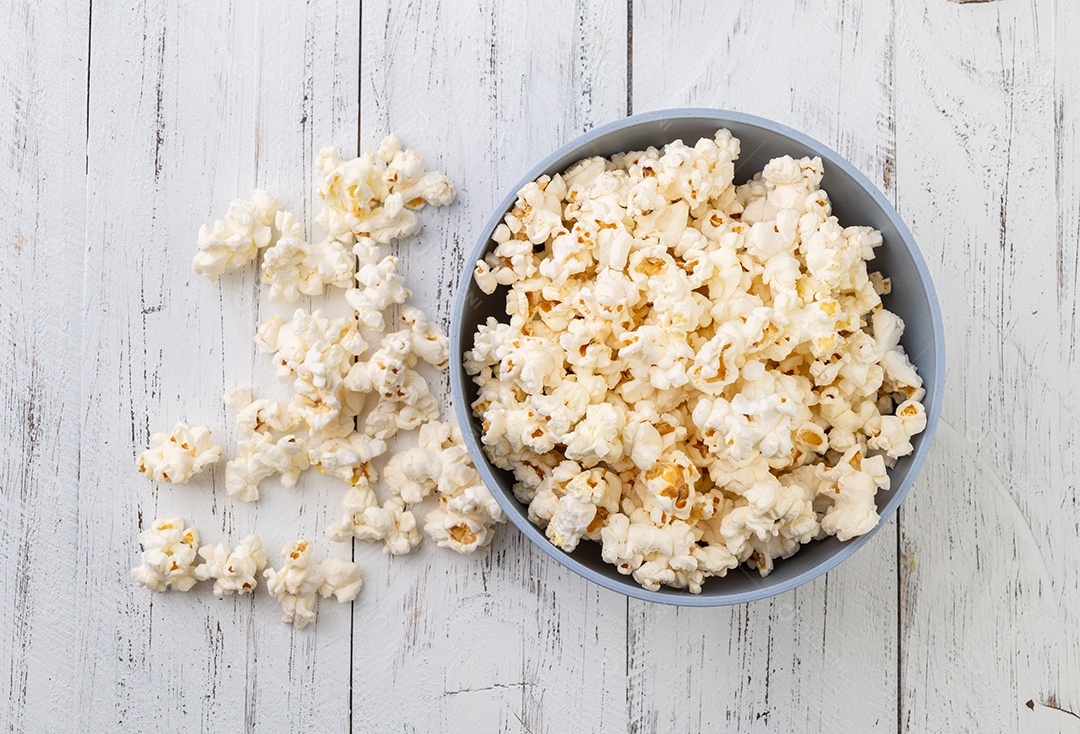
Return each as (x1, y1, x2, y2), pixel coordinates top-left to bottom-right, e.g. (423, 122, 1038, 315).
(352, 1, 629, 731)
(4, 1, 1080, 731)
(630, 1, 900, 732)
(75, 2, 358, 731)
(0, 0, 88, 729)
(895, 0, 1080, 730)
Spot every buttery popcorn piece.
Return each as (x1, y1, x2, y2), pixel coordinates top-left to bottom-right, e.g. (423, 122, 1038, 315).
(315, 134, 454, 244)
(194, 534, 268, 597)
(131, 517, 201, 592)
(137, 422, 222, 484)
(263, 541, 362, 629)
(193, 190, 280, 280)
(261, 210, 355, 303)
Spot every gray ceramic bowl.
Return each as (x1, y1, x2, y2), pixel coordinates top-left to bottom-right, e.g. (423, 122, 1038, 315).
(450, 109, 945, 606)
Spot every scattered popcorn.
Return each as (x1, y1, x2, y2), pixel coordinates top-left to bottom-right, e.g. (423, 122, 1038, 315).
(131, 517, 201, 592)
(309, 433, 387, 485)
(260, 210, 355, 303)
(315, 134, 454, 244)
(417, 421, 505, 554)
(158, 133, 504, 626)
(225, 432, 308, 502)
(319, 557, 364, 603)
(326, 481, 422, 555)
(194, 534, 268, 597)
(467, 131, 928, 592)
(345, 248, 411, 331)
(193, 190, 280, 280)
(400, 305, 449, 369)
(263, 541, 363, 629)
(255, 308, 368, 438)
(137, 422, 222, 484)
(224, 387, 299, 437)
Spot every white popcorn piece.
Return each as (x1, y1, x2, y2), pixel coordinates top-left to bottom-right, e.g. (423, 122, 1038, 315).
(193, 190, 281, 281)
(263, 541, 362, 629)
(261, 210, 355, 303)
(194, 534, 268, 597)
(309, 433, 387, 485)
(383, 446, 441, 503)
(225, 432, 308, 502)
(400, 305, 449, 369)
(137, 422, 222, 484)
(315, 136, 454, 244)
(467, 130, 929, 591)
(819, 448, 891, 541)
(423, 505, 494, 554)
(319, 557, 363, 603)
(256, 308, 367, 437)
(345, 255, 411, 330)
(326, 483, 422, 556)
(345, 330, 415, 395)
(224, 387, 299, 437)
(546, 467, 621, 552)
(131, 517, 201, 592)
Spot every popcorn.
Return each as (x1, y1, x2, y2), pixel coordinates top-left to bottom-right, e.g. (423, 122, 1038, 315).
(319, 557, 364, 603)
(383, 446, 441, 503)
(224, 387, 299, 436)
(818, 447, 890, 541)
(131, 517, 201, 592)
(195, 534, 268, 597)
(417, 421, 505, 553)
(345, 330, 415, 395)
(546, 467, 621, 551)
(256, 308, 368, 436)
(263, 541, 363, 629)
(315, 135, 454, 244)
(326, 482, 421, 555)
(424, 507, 495, 554)
(137, 422, 222, 484)
(345, 254, 410, 330)
(192, 190, 280, 280)
(225, 432, 308, 502)
(309, 433, 387, 485)
(468, 131, 928, 591)
(261, 210, 355, 303)
(400, 305, 449, 369)
(157, 134, 511, 622)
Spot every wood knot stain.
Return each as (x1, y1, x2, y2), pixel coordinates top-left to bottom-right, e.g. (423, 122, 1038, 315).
(12, 230, 27, 251)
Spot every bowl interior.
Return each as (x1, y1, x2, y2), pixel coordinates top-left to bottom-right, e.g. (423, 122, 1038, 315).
(451, 110, 943, 605)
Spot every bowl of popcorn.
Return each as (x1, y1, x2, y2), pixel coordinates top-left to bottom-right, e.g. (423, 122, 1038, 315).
(450, 109, 944, 605)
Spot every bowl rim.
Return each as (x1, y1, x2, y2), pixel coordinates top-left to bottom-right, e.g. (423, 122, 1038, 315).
(449, 107, 946, 606)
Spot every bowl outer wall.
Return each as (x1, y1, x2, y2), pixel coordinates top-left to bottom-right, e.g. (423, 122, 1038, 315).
(449, 108, 945, 607)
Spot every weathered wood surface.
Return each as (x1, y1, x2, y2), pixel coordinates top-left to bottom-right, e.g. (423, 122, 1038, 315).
(1, 0, 1077, 731)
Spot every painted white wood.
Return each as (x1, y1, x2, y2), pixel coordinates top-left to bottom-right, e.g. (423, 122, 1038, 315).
(895, 0, 1080, 730)
(75, 3, 359, 731)
(629, 2, 900, 732)
(4, 1, 1080, 732)
(0, 1, 88, 729)
(352, 1, 630, 731)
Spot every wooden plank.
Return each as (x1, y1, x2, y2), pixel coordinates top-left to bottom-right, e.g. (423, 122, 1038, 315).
(896, 0, 1080, 729)
(629, 1, 900, 731)
(352, 1, 630, 731)
(0, 1, 88, 729)
(75, 3, 359, 730)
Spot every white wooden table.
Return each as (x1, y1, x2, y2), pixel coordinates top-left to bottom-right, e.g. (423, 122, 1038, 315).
(3, 1, 1079, 731)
